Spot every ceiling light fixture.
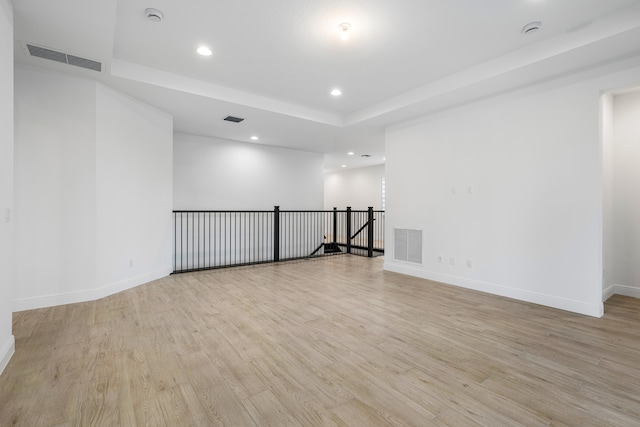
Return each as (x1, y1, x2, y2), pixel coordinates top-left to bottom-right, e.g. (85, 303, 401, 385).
(250, 136, 259, 141)
(331, 89, 342, 96)
(341, 164, 347, 168)
(347, 151, 354, 156)
(144, 8, 164, 22)
(522, 21, 542, 35)
(197, 46, 213, 56)
(339, 22, 351, 41)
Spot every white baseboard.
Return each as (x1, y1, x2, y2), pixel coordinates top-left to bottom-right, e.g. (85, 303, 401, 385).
(0, 334, 15, 376)
(602, 284, 616, 302)
(12, 267, 172, 312)
(384, 261, 604, 318)
(604, 283, 640, 301)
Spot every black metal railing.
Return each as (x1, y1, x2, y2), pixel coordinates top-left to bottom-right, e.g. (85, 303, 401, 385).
(172, 207, 384, 273)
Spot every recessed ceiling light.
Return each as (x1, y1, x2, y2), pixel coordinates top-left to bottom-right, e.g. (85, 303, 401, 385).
(339, 23, 351, 41)
(341, 164, 347, 168)
(250, 136, 259, 141)
(347, 151, 355, 156)
(197, 46, 213, 56)
(331, 89, 342, 96)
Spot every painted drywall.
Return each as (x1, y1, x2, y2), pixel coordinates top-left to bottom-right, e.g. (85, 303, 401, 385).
(385, 63, 640, 317)
(14, 65, 98, 308)
(609, 90, 640, 299)
(13, 65, 173, 310)
(0, 0, 15, 374)
(96, 84, 173, 294)
(602, 93, 615, 301)
(173, 132, 324, 210)
(324, 164, 385, 210)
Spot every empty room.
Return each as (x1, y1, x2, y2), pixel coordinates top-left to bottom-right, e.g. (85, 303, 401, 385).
(2, 0, 640, 425)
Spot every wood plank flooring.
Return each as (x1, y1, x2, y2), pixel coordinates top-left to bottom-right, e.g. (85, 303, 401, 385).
(2, 255, 640, 426)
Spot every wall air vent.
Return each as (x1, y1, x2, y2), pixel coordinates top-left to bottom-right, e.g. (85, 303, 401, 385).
(394, 228, 423, 264)
(24, 43, 102, 72)
(223, 116, 245, 123)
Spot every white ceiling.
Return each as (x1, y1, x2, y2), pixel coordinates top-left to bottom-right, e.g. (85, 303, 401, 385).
(12, 0, 640, 171)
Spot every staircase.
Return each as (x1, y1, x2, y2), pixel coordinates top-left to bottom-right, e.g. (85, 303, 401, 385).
(322, 242, 342, 254)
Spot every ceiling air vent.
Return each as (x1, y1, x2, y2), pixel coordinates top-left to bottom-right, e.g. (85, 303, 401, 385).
(223, 115, 245, 123)
(25, 43, 102, 72)
(26, 44, 66, 64)
(66, 54, 102, 72)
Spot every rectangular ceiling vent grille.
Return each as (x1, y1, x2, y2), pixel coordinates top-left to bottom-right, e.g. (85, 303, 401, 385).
(66, 54, 102, 72)
(26, 44, 66, 64)
(394, 229, 422, 264)
(25, 43, 102, 72)
(223, 115, 245, 123)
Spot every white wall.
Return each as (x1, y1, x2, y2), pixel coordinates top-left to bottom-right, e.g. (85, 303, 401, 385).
(385, 64, 640, 317)
(174, 132, 324, 210)
(14, 66, 97, 307)
(608, 90, 640, 299)
(0, 0, 15, 374)
(96, 84, 173, 294)
(602, 93, 615, 300)
(13, 65, 173, 310)
(324, 164, 384, 210)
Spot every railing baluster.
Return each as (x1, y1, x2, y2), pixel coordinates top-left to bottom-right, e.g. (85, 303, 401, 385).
(346, 207, 352, 254)
(171, 207, 384, 273)
(367, 207, 374, 257)
(273, 206, 280, 262)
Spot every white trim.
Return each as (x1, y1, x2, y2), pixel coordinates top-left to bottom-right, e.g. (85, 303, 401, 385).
(12, 267, 172, 312)
(0, 334, 15, 375)
(602, 284, 616, 302)
(604, 284, 640, 301)
(384, 261, 604, 318)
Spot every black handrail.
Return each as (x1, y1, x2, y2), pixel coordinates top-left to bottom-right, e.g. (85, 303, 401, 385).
(172, 206, 384, 273)
(351, 218, 375, 240)
(309, 236, 327, 257)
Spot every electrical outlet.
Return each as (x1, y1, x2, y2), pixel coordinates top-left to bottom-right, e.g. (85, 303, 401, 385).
(466, 259, 473, 268)
(437, 255, 443, 263)
(129, 259, 133, 268)
(450, 257, 455, 266)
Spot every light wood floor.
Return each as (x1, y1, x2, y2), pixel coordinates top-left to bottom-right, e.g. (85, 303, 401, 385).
(2, 256, 640, 426)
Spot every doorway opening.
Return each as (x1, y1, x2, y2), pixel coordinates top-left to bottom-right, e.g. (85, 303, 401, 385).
(602, 86, 640, 304)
